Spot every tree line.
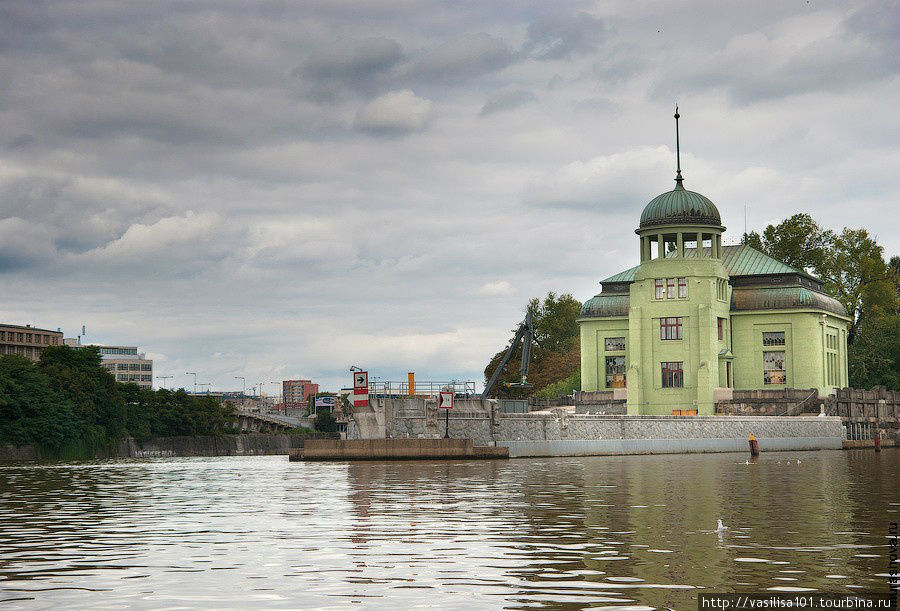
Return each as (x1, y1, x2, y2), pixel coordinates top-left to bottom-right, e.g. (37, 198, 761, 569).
(0, 345, 235, 459)
(486, 214, 899, 395)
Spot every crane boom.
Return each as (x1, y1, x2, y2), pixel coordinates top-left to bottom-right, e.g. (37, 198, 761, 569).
(482, 311, 535, 399)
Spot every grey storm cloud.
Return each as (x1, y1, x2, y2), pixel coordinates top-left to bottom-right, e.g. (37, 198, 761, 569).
(409, 33, 516, 82)
(480, 90, 536, 116)
(524, 11, 606, 60)
(652, 2, 900, 103)
(296, 37, 404, 101)
(0, 0, 897, 392)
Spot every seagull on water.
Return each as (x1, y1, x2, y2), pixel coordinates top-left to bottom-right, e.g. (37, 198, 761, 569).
(717, 519, 728, 533)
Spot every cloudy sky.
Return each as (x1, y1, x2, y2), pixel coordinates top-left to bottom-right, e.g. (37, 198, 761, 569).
(2, 0, 898, 394)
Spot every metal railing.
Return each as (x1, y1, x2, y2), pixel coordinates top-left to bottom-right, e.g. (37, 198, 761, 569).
(367, 380, 477, 398)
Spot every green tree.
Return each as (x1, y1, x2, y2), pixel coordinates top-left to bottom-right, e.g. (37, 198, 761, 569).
(817, 228, 897, 341)
(38, 345, 126, 443)
(484, 292, 582, 397)
(743, 217, 897, 342)
(0, 355, 83, 452)
(314, 410, 338, 433)
(526, 292, 582, 352)
(848, 308, 900, 390)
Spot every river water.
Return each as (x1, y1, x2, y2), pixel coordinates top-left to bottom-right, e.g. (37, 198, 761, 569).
(0, 449, 897, 609)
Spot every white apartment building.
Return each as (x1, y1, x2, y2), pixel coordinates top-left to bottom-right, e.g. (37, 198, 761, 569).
(65, 340, 154, 389)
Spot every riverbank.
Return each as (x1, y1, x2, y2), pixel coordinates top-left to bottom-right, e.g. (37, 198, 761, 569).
(0, 433, 322, 461)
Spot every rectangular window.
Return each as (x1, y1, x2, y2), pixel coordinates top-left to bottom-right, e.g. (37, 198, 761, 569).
(604, 337, 626, 351)
(660, 317, 683, 340)
(605, 356, 626, 388)
(763, 331, 785, 346)
(763, 351, 786, 385)
(661, 362, 684, 388)
(678, 277, 687, 298)
(655, 279, 664, 299)
(666, 278, 676, 299)
(717, 317, 725, 340)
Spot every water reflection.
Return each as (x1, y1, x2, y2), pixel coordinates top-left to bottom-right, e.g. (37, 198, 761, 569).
(0, 449, 896, 608)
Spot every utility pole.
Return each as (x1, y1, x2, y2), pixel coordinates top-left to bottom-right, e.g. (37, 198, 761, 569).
(186, 372, 197, 394)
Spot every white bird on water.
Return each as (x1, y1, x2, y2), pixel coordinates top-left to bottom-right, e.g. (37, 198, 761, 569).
(717, 519, 728, 533)
(797, 459, 801, 464)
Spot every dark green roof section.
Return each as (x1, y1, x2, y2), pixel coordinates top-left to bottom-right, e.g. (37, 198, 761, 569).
(598, 245, 813, 284)
(580, 294, 630, 318)
(599, 265, 640, 284)
(732, 286, 847, 317)
(639, 185, 722, 229)
(721, 244, 807, 277)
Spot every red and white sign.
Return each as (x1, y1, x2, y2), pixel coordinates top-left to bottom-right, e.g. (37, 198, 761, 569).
(353, 371, 368, 391)
(351, 371, 369, 407)
(438, 391, 454, 410)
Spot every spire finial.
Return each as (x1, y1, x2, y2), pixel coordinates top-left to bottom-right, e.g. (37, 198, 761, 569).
(674, 104, 684, 189)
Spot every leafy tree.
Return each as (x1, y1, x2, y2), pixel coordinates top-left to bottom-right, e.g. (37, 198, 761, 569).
(743, 217, 897, 342)
(533, 370, 581, 398)
(484, 292, 582, 397)
(38, 345, 126, 443)
(748, 213, 830, 272)
(314, 410, 338, 433)
(0, 355, 83, 451)
(526, 292, 582, 352)
(848, 308, 900, 390)
(0, 351, 239, 456)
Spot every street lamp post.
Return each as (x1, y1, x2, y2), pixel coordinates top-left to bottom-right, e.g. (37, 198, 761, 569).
(234, 376, 246, 396)
(156, 375, 173, 390)
(185, 372, 197, 394)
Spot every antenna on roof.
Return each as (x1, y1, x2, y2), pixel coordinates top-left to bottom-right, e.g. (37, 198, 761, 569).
(674, 105, 683, 188)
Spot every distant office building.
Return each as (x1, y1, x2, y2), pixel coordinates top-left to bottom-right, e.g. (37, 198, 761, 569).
(283, 379, 318, 409)
(99, 346, 153, 389)
(0, 323, 63, 361)
(65, 340, 154, 389)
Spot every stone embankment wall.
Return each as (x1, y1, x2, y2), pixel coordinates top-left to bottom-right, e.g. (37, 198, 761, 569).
(715, 388, 822, 416)
(0, 444, 40, 461)
(350, 397, 844, 457)
(1, 434, 317, 461)
(116, 433, 308, 458)
(494, 413, 841, 457)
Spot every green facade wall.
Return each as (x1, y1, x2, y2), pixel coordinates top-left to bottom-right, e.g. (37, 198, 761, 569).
(731, 310, 849, 396)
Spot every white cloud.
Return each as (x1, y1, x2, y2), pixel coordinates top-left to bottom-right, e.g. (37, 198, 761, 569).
(477, 280, 515, 296)
(354, 90, 434, 134)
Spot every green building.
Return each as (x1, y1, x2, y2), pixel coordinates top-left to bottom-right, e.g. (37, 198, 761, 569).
(578, 114, 850, 415)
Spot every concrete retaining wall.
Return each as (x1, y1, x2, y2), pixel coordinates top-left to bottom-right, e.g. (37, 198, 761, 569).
(293, 438, 507, 461)
(116, 433, 304, 458)
(352, 397, 844, 457)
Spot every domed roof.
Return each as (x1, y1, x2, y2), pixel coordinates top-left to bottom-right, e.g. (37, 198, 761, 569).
(638, 182, 722, 229)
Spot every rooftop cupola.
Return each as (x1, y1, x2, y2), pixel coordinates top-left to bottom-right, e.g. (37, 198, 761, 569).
(636, 107, 726, 261)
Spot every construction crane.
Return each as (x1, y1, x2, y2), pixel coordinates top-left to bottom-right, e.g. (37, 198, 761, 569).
(482, 311, 536, 399)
